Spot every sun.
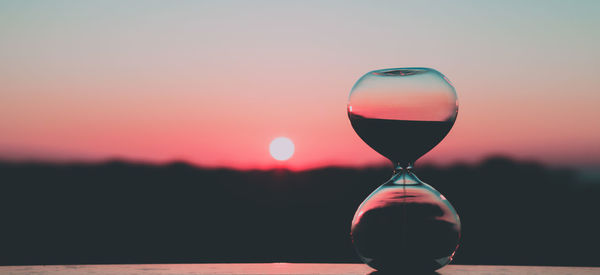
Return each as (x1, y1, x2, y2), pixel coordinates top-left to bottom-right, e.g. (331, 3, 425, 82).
(269, 137, 295, 161)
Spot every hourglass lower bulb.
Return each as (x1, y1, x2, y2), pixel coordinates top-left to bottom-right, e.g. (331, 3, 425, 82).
(348, 68, 460, 272)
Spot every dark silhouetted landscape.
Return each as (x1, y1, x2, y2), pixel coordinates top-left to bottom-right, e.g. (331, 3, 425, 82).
(0, 157, 598, 267)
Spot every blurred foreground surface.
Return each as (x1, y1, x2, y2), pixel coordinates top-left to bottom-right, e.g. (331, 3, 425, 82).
(0, 157, 598, 266)
(0, 264, 598, 275)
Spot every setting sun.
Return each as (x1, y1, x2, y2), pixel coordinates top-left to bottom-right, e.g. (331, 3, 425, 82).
(269, 137, 295, 161)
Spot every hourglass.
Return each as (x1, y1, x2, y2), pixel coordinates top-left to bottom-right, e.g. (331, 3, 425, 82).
(348, 68, 460, 272)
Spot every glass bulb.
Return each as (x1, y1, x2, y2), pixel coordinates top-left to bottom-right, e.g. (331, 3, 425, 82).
(351, 170, 460, 272)
(348, 68, 458, 168)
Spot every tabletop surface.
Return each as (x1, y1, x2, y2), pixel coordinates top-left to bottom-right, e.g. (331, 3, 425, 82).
(0, 263, 598, 275)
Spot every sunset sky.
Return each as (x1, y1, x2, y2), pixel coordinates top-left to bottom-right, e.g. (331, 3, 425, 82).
(1, 1, 599, 170)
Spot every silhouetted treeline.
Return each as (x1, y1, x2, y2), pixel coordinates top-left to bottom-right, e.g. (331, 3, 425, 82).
(0, 157, 598, 266)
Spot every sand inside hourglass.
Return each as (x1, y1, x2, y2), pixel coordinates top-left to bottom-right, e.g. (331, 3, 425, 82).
(349, 113, 454, 166)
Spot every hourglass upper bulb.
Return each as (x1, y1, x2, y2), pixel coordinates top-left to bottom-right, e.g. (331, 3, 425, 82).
(348, 68, 458, 166)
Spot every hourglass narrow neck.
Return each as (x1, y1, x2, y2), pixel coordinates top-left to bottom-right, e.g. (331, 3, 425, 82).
(389, 162, 422, 186)
(394, 162, 413, 174)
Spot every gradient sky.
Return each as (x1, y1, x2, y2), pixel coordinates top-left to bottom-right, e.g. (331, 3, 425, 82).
(1, 0, 599, 170)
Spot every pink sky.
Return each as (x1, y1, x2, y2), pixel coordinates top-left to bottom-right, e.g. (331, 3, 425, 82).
(1, 1, 599, 170)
